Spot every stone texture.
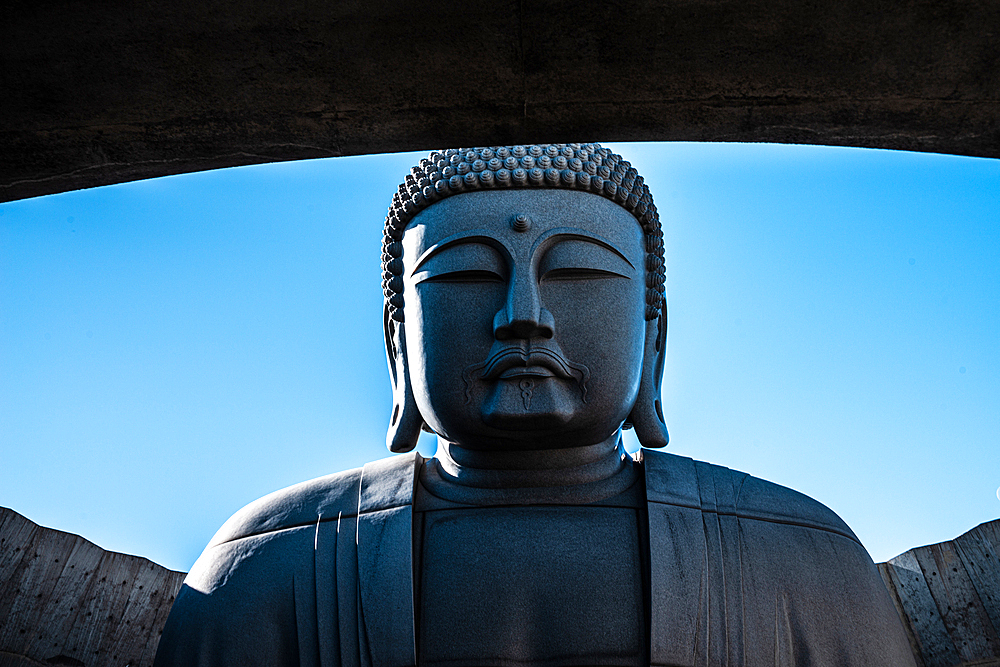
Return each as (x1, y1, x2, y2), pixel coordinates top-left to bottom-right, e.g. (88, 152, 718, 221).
(0, 507, 185, 667)
(151, 175, 915, 666)
(155, 452, 918, 666)
(879, 519, 1000, 667)
(3, 0, 1000, 202)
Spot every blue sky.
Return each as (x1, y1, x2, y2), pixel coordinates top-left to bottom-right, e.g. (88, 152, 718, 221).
(1, 142, 997, 573)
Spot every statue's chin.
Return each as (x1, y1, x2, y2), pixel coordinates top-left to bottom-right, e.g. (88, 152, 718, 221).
(480, 378, 576, 431)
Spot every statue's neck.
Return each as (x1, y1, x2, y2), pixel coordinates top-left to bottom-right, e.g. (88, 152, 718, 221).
(420, 432, 639, 505)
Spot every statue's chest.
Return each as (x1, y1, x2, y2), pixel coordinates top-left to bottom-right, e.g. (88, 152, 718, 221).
(416, 505, 646, 667)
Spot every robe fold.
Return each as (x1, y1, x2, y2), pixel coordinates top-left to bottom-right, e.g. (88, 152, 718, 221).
(154, 450, 916, 667)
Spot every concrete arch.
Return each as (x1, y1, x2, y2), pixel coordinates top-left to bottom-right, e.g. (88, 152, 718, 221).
(3, 0, 998, 202)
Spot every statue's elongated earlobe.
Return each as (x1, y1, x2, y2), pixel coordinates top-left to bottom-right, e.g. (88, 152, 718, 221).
(387, 380, 423, 453)
(384, 308, 424, 453)
(628, 301, 669, 449)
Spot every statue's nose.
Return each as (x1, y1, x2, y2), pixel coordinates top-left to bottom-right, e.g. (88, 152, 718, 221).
(493, 277, 554, 341)
(494, 313, 555, 341)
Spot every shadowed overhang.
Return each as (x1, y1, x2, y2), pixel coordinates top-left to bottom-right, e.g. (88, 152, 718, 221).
(2, 0, 998, 202)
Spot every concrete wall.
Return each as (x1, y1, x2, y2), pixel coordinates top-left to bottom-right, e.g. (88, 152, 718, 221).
(3, 0, 999, 202)
(880, 519, 1000, 667)
(0, 508, 184, 667)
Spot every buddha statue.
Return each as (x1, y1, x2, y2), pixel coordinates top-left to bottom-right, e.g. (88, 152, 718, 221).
(154, 144, 917, 667)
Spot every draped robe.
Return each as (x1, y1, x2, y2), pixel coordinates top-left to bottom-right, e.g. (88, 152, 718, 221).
(154, 450, 916, 667)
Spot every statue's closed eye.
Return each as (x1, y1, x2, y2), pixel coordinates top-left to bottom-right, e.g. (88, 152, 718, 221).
(412, 241, 508, 285)
(541, 267, 627, 281)
(538, 238, 634, 282)
(418, 270, 505, 284)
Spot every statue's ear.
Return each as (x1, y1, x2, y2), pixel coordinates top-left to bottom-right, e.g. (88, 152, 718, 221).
(384, 306, 425, 453)
(627, 300, 669, 448)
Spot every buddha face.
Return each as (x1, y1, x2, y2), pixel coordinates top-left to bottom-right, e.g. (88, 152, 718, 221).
(399, 189, 649, 451)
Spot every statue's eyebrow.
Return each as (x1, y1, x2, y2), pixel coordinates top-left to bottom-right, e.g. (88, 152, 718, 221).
(409, 232, 508, 276)
(532, 228, 636, 270)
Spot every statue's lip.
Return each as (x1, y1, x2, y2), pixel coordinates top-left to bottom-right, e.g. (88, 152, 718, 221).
(477, 347, 575, 381)
(498, 365, 555, 379)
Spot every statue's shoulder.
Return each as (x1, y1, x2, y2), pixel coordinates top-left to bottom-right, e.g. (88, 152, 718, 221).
(207, 452, 422, 547)
(157, 467, 370, 666)
(207, 466, 365, 547)
(639, 449, 857, 542)
(639, 450, 916, 665)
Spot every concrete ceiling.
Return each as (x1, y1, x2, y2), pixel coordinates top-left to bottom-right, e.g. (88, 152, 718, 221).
(3, 0, 998, 202)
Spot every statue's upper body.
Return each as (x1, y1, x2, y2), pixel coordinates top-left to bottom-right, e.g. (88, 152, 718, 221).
(155, 144, 917, 667)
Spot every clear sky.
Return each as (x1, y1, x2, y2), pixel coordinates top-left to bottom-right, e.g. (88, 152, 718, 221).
(1, 142, 997, 573)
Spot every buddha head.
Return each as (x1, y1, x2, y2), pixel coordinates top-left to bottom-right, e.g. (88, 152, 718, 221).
(382, 143, 668, 455)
